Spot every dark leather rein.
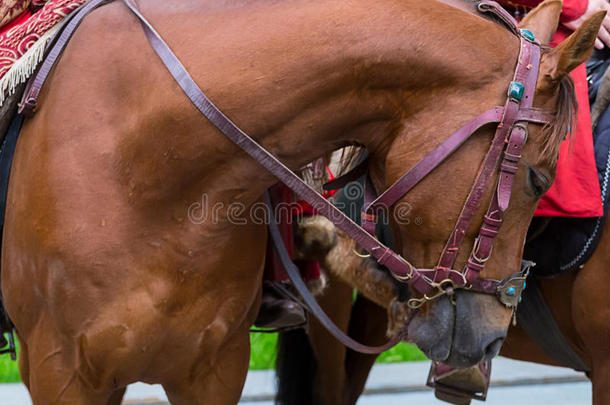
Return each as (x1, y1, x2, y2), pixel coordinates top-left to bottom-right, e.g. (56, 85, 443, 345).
(19, 0, 554, 353)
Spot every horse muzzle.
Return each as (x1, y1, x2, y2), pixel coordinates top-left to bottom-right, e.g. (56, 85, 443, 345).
(407, 289, 511, 368)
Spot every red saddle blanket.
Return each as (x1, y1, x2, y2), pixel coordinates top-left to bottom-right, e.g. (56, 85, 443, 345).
(0, 0, 85, 102)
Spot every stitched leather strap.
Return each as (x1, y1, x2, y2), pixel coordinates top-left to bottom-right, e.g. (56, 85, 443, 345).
(464, 38, 542, 282)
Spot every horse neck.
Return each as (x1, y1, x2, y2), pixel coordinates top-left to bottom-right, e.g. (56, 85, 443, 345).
(134, 0, 516, 210)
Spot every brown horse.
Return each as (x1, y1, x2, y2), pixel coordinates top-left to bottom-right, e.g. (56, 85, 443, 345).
(0, 0, 601, 404)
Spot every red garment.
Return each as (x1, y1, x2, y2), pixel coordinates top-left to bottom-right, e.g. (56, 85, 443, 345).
(501, 0, 603, 217)
(499, 0, 587, 23)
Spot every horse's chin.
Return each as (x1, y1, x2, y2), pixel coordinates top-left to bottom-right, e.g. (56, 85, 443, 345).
(406, 291, 509, 368)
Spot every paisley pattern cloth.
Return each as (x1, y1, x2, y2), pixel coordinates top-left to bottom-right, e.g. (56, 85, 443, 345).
(0, 0, 86, 104)
(0, 1, 29, 28)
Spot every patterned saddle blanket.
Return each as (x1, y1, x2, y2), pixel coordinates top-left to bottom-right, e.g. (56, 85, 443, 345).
(0, 0, 85, 106)
(522, 48, 610, 277)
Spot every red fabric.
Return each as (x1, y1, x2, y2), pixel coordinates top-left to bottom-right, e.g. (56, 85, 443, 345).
(0, 0, 86, 82)
(498, 0, 587, 22)
(0, 9, 31, 33)
(535, 27, 603, 217)
(500, 0, 602, 217)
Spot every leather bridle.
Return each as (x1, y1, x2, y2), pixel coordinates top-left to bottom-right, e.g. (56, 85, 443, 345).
(326, 1, 554, 310)
(357, 4, 552, 309)
(19, 0, 557, 353)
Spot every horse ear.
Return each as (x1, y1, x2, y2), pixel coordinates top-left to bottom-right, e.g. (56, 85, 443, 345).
(543, 11, 606, 82)
(518, 0, 562, 45)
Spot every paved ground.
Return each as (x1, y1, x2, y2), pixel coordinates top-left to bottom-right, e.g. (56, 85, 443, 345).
(0, 358, 591, 404)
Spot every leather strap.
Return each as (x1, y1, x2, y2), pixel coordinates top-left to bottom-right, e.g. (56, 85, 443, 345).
(478, 0, 521, 36)
(464, 40, 541, 282)
(362, 107, 551, 219)
(437, 38, 539, 278)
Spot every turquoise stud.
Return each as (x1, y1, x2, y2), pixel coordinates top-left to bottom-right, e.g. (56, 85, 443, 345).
(519, 296, 523, 303)
(507, 287, 516, 296)
(523, 281, 527, 289)
(508, 81, 524, 102)
(520, 29, 535, 42)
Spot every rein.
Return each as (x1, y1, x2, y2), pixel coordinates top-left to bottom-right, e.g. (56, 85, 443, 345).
(18, 0, 554, 353)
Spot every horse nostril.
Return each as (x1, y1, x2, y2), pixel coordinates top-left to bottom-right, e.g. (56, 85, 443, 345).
(485, 337, 504, 359)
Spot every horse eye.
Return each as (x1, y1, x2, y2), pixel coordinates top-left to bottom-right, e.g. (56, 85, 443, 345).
(528, 168, 549, 198)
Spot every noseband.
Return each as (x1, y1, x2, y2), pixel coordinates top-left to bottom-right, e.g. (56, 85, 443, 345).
(20, 0, 556, 353)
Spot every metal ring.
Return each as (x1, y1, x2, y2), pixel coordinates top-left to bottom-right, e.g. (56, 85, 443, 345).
(407, 297, 426, 309)
(430, 278, 455, 291)
(352, 248, 371, 258)
(392, 259, 415, 282)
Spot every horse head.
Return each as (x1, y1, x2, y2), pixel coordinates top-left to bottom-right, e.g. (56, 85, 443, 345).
(368, 1, 604, 367)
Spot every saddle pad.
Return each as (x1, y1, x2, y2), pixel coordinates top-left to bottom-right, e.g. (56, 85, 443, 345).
(0, 0, 85, 105)
(523, 49, 610, 277)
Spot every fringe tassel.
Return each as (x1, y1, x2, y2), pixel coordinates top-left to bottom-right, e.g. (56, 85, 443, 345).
(0, 23, 61, 107)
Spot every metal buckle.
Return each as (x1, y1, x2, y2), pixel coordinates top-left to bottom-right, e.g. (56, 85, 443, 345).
(392, 260, 415, 282)
(471, 237, 492, 263)
(352, 248, 371, 258)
